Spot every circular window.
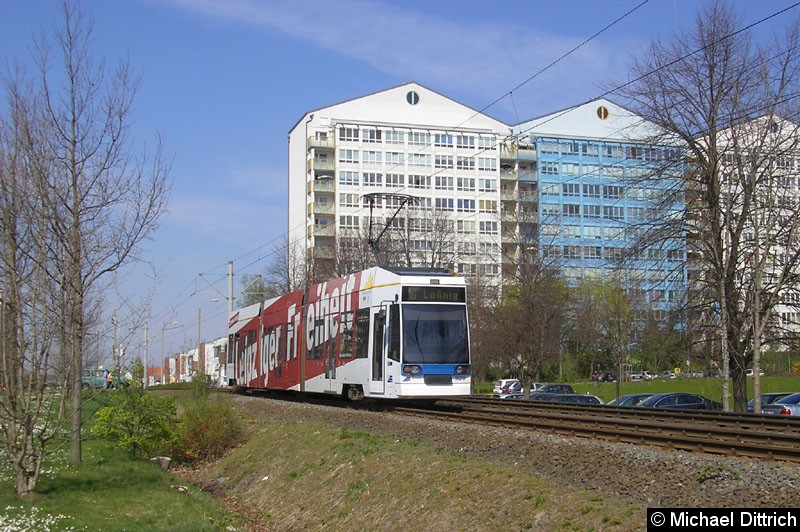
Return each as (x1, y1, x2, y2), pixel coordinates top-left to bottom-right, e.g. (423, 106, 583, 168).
(597, 106, 609, 120)
(406, 91, 420, 106)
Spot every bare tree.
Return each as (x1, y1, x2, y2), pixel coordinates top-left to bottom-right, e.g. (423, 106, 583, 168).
(0, 87, 71, 497)
(617, 0, 800, 411)
(2, 0, 171, 470)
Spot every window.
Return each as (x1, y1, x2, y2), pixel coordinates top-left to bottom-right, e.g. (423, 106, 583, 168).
(563, 246, 581, 259)
(563, 183, 580, 196)
(541, 183, 559, 196)
(362, 172, 382, 186)
(455, 220, 473, 235)
(456, 135, 475, 149)
(435, 198, 454, 211)
(339, 149, 359, 164)
(584, 246, 602, 259)
(479, 200, 497, 213)
(563, 225, 581, 238)
(478, 136, 497, 150)
(603, 206, 624, 220)
(583, 184, 600, 198)
(384, 130, 405, 144)
(435, 175, 454, 190)
(339, 127, 359, 142)
(385, 152, 405, 165)
(362, 151, 382, 165)
(457, 199, 475, 212)
(541, 203, 560, 216)
(562, 163, 579, 176)
(457, 177, 475, 191)
(603, 185, 624, 199)
(582, 144, 599, 157)
(434, 134, 453, 147)
(385, 173, 404, 187)
(542, 161, 559, 175)
(583, 164, 600, 178)
(478, 178, 497, 192)
(339, 171, 358, 186)
(408, 154, 431, 167)
(563, 204, 580, 217)
(479, 264, 499, 276)
(408, 132, 430, 146)
(459, 242, 476, 255)
(583, 226, 602, 239)
(628, 207, 645, 220)
(362, 129, 382, 143)
(479, 221, 497, 234)
(583, 205, 601, 218)
(540, 142, 558, 154)
(409, 175, 430, 189)
(563, 142, 580, 156)
(478, 157, 497, 172)
(340, 215, 359, 228)
(435, 155, 453, 169)
(456, 156, 475, 170)
(479, 242, 498, 255)
(339, 193, 359, 207)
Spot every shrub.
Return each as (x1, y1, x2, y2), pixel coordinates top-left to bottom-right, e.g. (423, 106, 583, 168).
(93, 391, 179, 457)
(175, 396, 245, 463)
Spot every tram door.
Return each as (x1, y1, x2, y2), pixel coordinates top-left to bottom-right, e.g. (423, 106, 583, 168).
(369, 306, 386, 395)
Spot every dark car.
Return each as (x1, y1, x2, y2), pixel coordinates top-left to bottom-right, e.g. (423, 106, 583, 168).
(606, 393, 654, 407)
(528, 393, 602, 405)
(746, 392, 792, 413)
(537, 384, 575, 394)
(636, 392, 722, 411)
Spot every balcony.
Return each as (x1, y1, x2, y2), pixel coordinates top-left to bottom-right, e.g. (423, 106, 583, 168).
(308, 136, 335, 151)
(308, 158, 335, 173)
(313, 246, 335, 259)
(517, 145, 537, 161)
(308, 202, 334, 216)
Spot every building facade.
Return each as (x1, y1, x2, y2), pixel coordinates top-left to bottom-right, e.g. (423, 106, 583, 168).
(287, 84, 687, 317)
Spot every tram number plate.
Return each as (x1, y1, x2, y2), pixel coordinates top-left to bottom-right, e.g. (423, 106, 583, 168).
(424, 374, 452, 385)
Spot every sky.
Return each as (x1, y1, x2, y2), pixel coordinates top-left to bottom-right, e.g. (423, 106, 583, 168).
(1, 0, 798, 366)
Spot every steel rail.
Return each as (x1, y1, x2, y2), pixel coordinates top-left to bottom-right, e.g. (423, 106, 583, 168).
(392, 398, 800, 463)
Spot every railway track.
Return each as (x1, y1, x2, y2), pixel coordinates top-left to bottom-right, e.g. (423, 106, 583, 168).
(389, 396, 800, 463)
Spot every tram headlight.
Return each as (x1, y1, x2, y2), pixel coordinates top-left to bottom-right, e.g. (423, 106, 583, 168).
(402, 364, 422, 375)
(455, 365, 470, 375)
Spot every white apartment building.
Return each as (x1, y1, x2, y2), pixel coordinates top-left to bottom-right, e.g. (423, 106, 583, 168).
(288, 82, 510, 280)
(288, 85, 687, 318)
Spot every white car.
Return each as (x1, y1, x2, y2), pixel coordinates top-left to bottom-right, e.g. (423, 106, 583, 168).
(745, 368, 764, 377)
(493, 379, 519, 395)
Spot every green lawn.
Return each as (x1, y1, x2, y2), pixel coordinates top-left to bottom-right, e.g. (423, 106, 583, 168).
(0, 393, 240, 531)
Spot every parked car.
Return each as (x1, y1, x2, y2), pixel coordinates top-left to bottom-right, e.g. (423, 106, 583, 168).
(81, 367, 129, 390)
(536, 383, 575, 394)
(747, 392, 792, 413)
(636, 392, 722, 411)
(761, 393, 800, 416)
(606, 393, 654, 407)
(745, 368, 765, 377)
(528, 393, 603, 405)
(493, 379, 519, 395)
(661, 370, 676, 379)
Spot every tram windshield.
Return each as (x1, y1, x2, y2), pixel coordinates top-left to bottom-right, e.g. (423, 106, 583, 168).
(401, 304, 469, 364)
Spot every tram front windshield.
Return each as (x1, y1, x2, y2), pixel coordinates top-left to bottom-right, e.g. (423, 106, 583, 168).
(402, 304, 469, 364)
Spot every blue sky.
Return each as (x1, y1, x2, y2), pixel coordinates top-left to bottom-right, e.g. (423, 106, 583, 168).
(1, 0, 797, 364)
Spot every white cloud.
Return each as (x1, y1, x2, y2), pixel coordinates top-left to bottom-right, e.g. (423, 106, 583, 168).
(161, 0, 619, 119)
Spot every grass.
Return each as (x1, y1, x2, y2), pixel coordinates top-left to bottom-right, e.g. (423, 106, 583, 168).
(188, 418, 639, 531)
(0, 392, 241, 531)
